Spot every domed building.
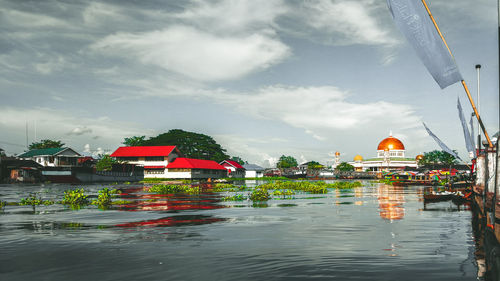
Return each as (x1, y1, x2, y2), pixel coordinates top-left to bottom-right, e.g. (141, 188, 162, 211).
(349, 133, 418, 172)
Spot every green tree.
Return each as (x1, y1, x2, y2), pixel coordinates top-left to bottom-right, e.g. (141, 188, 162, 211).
(96, 155, 117, 171)
(231, 156, 245, 165)
(140, 129, 230, 162)
(123, 136, 146, 146)
(307, 161, 324, 169)
(418, 150, 459, 167)
(29, 139, 64, 150)
(335, 162, 354, 171)
(277, 155, 298, 169)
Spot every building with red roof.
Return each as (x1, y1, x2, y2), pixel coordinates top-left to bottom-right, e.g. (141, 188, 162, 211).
(167, 158, 227, 179)
(219, 159, 246, 178)
(110, 146, 227, 179)
(110, 146, 182, 178)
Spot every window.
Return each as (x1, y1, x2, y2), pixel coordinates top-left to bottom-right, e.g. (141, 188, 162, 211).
(145, 156, 164, 161)
(145, 169, 164, 174)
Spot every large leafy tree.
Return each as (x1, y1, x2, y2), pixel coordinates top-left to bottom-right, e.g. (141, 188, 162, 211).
(136, 129, 229, 162)
(418, 150, 459, 167)
(230, 156, 245, 165)
(277, 155, 298, 169)
(29, 139, 64, 150)
(96, 155, 117, 171)
(123, 136, 146, 146)
(307, 161, 324, 169)
(335, 162, 354, 171)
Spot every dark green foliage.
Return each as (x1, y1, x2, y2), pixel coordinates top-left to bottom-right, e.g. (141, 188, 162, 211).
(123, 136, 146, 146)
(335, 162, 355, 171)
(277, 155, 298, 168)
(138, 129, 229, 162)
(307, 161, 324, 169)
(418, 150, 459, 166)
(230, 156, 245, 165)
(250, 188, 270, 201)
(222, 194, 246, 201)
(61, 189, 89, 206)
(29, 139, 64, 150)
(96, 155, 117, 171)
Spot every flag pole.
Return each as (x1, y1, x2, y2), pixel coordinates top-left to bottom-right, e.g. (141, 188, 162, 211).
(421, 0, 494, 148)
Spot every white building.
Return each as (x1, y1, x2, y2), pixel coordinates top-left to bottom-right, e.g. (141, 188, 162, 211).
(110, 146, 226, 179)
(219, 160, 245, 178)
(348, 134, 418, 172)
(18, 147, 82, 167)
(243, 163, 265, 178)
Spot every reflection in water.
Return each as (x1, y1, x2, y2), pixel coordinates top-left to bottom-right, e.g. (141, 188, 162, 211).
(377, 185, 405, 221)
(115, 215, 226, 228)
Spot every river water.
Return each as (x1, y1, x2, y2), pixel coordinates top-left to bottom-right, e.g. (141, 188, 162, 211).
(0, 181, 478, 280)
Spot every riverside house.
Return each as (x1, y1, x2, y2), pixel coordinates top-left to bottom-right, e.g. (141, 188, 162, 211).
(17, 147, 82, 167)
(110, 146, 226, 179)
(219, 160, 246, 178)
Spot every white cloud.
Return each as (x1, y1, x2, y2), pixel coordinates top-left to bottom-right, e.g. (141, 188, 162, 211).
(0, 107, 151, 154)
(92, 25, 290, 81)
(1, 8, 66, 28)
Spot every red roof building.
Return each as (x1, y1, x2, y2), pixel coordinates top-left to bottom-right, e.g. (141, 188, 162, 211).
(110, 146, 179, 157)
(167, 158, 227, 179)
(219, 159, 246, 178)
(167, 158, 226, 170)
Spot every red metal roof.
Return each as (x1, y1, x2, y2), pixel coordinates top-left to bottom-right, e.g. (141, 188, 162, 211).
(221, 160, 245, 169)
(110, 146, 176, 157)
(167, 158, 226, 170)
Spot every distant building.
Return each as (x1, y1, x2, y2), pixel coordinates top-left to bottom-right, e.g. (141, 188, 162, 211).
(348, 134, 418, 172)
(110, 146, 182, 178)
(110, 146, 226, 179)
(167, 158, 227, 179)
(18, 147, 82, 167)
(243, 163, 265, 178)
(219, 160, 245, 178)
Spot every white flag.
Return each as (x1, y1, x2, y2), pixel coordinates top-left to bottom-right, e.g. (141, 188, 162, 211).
(387, 0, 463, 89)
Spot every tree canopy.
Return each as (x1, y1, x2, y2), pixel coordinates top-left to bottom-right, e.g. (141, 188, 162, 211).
(277, 155, 298, 169)
(124, 129, 230, 163)
(29, 139, 64, 150)
(307, 161, 324, 169)
(123, 136, 146, 146)
(335, 162, 354, 171)
(418, 150, 459, 167)
(96, 155, 117, 171)
(230, 156, 245, 165)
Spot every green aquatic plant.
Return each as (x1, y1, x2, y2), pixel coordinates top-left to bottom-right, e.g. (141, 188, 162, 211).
(272, 189, 295, 199)
(148, 184, 200, 194)
(222, 194, 247, 201)
(0, 200, 7, 210)
(19, 194, 43, 206)
(250, 188, 270, 201)
(92, 188, 118, 207)
(61, 188, 89, 206)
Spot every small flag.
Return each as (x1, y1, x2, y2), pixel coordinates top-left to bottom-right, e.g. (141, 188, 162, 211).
(387, 0, 463, 89)
(469, 113, 475, 152)
(457, 98, 475, 158)
(422, 122, 462, 161)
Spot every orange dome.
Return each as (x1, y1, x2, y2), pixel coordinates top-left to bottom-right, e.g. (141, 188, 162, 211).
(377, 136, 405, 151)
(335, 151, 340, 156)
(354, 155, 363, 161)
(415, 154, 424, 160)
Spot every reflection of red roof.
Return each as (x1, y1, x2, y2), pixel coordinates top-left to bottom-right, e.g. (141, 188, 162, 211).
(221, 160, 245, 169)
(110, 146, 176, 157)
(144, 166, 165, 169)
(167, 158, 226, 170)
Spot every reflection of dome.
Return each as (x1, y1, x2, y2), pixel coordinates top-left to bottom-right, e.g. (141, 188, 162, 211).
(377, 136, 405, 151)
(415, 154, 424, 161)
(354, 155, 363, 161)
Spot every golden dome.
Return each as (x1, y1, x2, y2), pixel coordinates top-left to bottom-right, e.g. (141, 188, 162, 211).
(354, 155, 363, 161)
(377, 136, 405, 151)
(335, 151, 340, 156)
(415, 154, 424, 160)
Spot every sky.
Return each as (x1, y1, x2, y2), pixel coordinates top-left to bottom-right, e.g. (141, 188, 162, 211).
(0, 0, 498, 167)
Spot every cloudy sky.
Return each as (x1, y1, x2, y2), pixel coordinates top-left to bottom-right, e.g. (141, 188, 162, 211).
(0, 0, 498, 167)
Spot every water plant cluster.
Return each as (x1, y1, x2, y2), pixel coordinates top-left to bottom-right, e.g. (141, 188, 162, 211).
(147, 184, 200, 194)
